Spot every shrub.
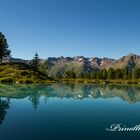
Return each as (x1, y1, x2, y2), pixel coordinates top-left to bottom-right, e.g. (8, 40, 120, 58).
(0, 77, 13, 83)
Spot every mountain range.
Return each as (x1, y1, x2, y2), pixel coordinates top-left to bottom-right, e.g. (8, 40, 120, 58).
(3, 53, 140, 78)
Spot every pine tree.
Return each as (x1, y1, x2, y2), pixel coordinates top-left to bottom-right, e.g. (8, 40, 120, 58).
(122, 67, 128, 80)
(107, 68, 114, 79)
(102, 69, 107, 79)
(0, 32, 11, 63)
(115, 68, 122, 79)
(90, 71, 97, 79)
(132, 67, 140, 79)
(30, 52, 40, 70)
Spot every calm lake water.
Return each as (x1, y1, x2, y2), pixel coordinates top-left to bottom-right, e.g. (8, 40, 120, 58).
(0, 83, 140, 140)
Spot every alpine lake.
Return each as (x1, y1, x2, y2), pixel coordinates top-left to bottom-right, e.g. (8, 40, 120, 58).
(0, 83, 140, 140)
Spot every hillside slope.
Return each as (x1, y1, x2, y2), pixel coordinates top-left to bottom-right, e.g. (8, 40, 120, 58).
(40, 54, 140, 78)
(4, 54, 140, 79)
(0, 63, 52, 83)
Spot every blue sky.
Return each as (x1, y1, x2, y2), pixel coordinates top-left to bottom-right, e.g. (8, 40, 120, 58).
(0, 0, 140, 59)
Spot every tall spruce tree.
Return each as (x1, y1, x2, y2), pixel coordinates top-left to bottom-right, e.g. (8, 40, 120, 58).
(115, 68, 122, 79)
(107, 68, 114, 79)
(31, 52, 40, 70)
(122, 67, 128, 80)
(132, 67, 140, 79)
(0, 32, 11, 63)
(102, 69, 107, 79)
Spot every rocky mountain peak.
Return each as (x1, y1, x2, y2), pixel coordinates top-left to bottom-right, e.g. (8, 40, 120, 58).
(2, 53, 140, 78)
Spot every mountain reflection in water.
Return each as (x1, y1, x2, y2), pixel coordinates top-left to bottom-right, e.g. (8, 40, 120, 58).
(0, 83, 140, 103)
(0, 84, 140, 104)
(1, 83, 140, 140)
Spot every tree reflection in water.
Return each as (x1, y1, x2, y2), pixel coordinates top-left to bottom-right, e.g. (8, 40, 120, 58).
(0, 98, 10, 125)
(0, 83, 140, 112)
(29, 95, 40, 111)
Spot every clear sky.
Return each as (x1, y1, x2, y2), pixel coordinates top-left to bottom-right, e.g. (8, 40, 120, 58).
(0, 0, 140, 59)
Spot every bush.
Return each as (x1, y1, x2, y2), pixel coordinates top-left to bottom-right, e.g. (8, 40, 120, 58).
(17, 78, 33, 84)
(0, 77, 13, 83)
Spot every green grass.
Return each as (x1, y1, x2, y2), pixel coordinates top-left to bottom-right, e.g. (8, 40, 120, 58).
(59, 78, 140, 85)
(0, 62, 54, 84)
(1, 62, 140, 85)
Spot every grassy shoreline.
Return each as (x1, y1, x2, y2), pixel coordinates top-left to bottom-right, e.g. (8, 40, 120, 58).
(0, 62, 140, 85)
(1, 76, 140, 85)
(1, 78, 140, 88)
(57, 78, 140, 86)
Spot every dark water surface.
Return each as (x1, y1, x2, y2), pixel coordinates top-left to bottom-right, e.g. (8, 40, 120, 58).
(0, 83, 140, 140)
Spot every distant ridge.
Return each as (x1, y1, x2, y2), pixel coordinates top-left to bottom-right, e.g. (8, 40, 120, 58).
(3, 53, 140, 78)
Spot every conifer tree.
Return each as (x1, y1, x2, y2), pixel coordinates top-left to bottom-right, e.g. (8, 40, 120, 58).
(0, 32, 11, 63)
(30, 52, 40, 70)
